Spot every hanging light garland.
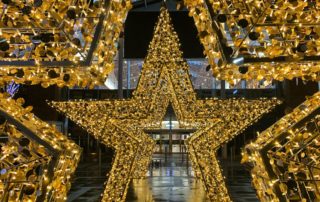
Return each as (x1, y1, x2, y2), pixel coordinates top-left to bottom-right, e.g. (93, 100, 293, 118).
(242, 92, 320, 202)
(184, 0, 320, 84)
(0, 93, 81, 201)
(51, 7, 280, 201)
(0, 0, 131, 88)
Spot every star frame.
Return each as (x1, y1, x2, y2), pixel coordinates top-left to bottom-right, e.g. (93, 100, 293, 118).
(183, 0, 320, 84)
(242, 92, 320, 201)
(0, 0, 131, 87)
(0, 93, 81, 201)
(51, 8, 280, 201)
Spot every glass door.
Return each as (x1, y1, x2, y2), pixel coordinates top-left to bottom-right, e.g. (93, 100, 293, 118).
(152, 133, 190, 154)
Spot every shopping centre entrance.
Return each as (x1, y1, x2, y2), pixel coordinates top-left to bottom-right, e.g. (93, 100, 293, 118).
(124, 105, 207, 201)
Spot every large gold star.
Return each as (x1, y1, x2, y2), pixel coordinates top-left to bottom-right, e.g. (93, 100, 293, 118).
(51, 7, 280, 202)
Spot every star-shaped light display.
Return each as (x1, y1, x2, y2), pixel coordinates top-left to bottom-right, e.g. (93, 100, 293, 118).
(183, 0, 320, 84)
(51, 7, 280, 201)
(242, 92, 320, 201)
(4, 0, 319, 88)
(0, 0, 131, 87)
(0, 93, 81, 201)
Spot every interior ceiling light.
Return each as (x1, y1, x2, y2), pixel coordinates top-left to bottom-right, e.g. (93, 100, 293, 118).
(183, 0, 320, 84)
(51, 7, 280, 201)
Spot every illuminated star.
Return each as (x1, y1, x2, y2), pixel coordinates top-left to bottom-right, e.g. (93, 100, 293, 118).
(51, 7, 280, 202)
(242, 92, 320, 201)
(0, 93, 81, 201)
(0, 1, 131, 87)
(183, 1, 320, 83)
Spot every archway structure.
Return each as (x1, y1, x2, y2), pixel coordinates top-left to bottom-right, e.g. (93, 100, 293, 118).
(52, 7, 280, 201)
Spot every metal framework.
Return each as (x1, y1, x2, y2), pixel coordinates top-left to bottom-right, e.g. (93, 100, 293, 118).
(0, 0, 130, 87)
(243, 92, 320, 201)
(0, 94, 81, 201)
(51, 7, 280, 201)
(184, 0, 320, 83)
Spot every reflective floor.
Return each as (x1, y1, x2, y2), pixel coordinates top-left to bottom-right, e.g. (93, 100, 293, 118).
(67, 153, 112, 202)
(126, 154, 206, 202)
(222, 160, 259, 202)
(67, 153, 258, 202)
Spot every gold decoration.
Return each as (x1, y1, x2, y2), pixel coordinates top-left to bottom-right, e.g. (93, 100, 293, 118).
(4, 0, 318, 86)
(51, 8, 280, 201)
(184, 0, 320, 84)
(242, 92, 320, 201)
(0, 93, 81, 201)
(0, 0, 131, 87)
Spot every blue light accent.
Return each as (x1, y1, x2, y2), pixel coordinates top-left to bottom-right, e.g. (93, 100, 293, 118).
(6, 81, 20, 97)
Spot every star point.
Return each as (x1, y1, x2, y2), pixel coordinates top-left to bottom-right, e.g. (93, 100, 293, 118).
(0, 93, 81, 201)
(242, 92, 320, 201)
